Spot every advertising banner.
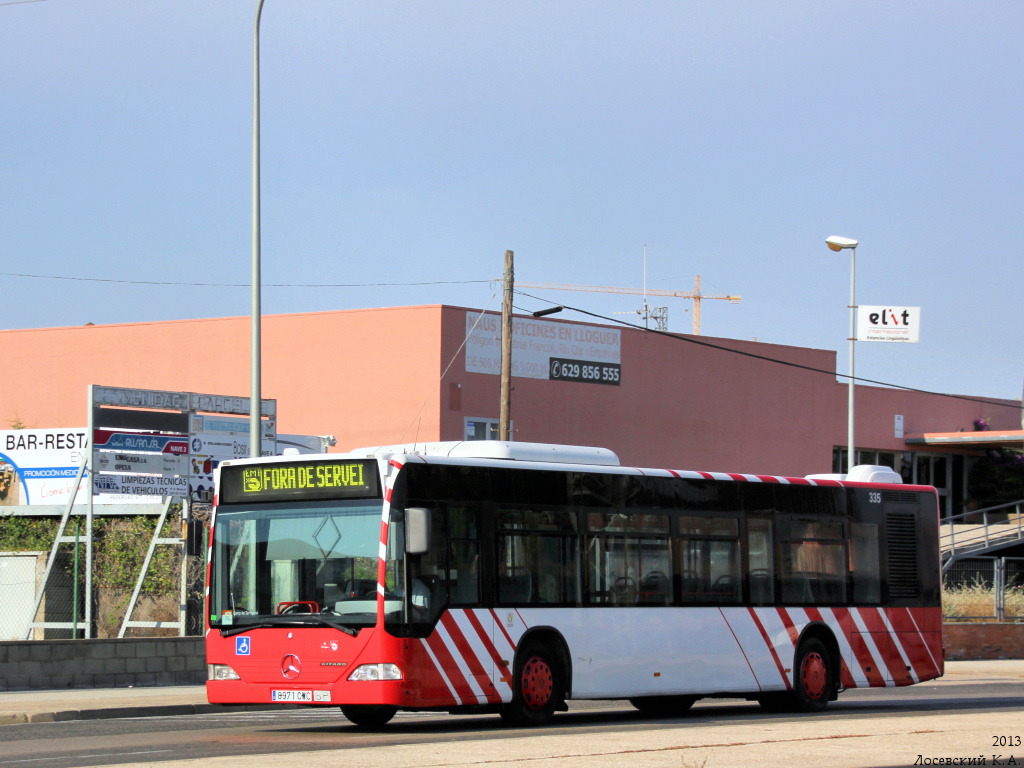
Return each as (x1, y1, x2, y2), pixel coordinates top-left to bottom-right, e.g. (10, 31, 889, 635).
(856, 306, 920, 343)
(92, 474, 189, 498)
(93, 430, 189, 455)
(189, 414, 276, 440)
(465, 312, 621, 384)
(94, 451, 187, 476)
(1, 429, 89, 507)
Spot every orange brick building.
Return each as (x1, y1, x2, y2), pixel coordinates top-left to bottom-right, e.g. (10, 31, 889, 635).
(1, 304, 1019, 517)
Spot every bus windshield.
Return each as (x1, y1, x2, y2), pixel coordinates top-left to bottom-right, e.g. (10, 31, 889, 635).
(209, 500, 384, 631)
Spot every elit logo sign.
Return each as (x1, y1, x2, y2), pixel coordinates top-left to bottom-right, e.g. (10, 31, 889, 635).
(856, 306, 920, 343)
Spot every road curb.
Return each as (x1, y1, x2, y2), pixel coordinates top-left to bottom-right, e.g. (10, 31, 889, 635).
(1, 703, 282, 726)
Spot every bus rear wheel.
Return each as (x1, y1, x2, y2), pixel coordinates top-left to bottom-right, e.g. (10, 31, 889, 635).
(629, 695, 697, 717)
(500, 642, 564, 726)
(341, 704, 398, 728)
(793, 637, 833, 712)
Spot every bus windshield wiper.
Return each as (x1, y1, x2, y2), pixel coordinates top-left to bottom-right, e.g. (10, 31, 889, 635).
(219, 614, 358, 638)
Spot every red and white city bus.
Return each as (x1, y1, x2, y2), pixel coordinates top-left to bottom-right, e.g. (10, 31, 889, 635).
(205, 442, 943, 727)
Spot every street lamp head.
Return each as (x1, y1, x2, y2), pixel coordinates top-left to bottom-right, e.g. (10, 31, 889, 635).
(826, 235, 858, 251)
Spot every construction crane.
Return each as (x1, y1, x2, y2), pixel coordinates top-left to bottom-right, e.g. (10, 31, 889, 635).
(514, 275, 740, 335)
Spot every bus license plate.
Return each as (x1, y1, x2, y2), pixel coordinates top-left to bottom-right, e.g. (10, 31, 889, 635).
(272, 690, 312, 703)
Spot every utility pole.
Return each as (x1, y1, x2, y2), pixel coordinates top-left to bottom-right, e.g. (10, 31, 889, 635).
(499, 250, 514, 441)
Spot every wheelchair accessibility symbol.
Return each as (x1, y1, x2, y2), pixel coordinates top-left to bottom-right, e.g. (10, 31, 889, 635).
(235, 636, 251, 656)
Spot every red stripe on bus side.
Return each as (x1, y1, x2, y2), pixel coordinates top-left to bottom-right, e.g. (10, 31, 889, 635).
(748, 608, 791, 690)
(855, 608, 906, 683)
(463, 610, 506, 670)
(776, 607, 801, 647)
(424, 630, 475, 705)
(440, 613, 501, 703)
(831, 607, 886, 687)
(886, 607, 940, 682)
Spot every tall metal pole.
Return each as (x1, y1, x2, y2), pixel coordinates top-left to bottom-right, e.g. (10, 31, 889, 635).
(250, 0, 265, 457)
(848, 246, 857, 471)
(499, 250, 514, 441)
(85, 384, 94, 637)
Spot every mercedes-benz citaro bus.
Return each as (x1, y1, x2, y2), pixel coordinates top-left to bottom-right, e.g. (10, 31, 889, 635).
(205, 441, 942, 727)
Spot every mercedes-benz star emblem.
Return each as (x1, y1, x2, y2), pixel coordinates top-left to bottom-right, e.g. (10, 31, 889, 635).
(281, 654, 301, 679)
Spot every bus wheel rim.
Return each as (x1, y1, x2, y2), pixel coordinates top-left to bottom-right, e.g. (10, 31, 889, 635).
(801, 652, 827, 700)
(521, 656, 553, 710)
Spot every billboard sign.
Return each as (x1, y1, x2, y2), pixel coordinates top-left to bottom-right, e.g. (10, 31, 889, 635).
(94, 451, 187, 476)
(93, 430, 189, 455)
(93, 474, 189, 498)
(190, 433, 275, 460)
(190, 414, 276, 440)
(856, 306, 920, 343)
(465, 313, 621, 384)
(93, 386, 276, 418)
(1, 429, 89, 507)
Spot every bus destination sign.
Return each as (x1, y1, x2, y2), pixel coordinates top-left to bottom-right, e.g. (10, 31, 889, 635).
(220, 459, 379, 504)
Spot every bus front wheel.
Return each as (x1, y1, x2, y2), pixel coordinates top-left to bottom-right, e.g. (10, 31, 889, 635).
(341, 704, 397, 728)
(500, 641, 564, 726)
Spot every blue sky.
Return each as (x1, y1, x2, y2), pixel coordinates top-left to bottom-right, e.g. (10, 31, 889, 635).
(2, 1, 1021, 403)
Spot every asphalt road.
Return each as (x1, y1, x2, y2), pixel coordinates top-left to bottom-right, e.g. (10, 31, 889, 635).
(1, 680, 1022, 768)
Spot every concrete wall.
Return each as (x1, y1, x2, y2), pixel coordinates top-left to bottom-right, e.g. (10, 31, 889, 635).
(0, 638, 204, 691)
(943, 623, 1024, 661)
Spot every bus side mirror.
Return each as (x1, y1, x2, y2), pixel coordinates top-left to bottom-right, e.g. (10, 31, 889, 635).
(405, 507, 431, 555)
(185, 519, 205, 557)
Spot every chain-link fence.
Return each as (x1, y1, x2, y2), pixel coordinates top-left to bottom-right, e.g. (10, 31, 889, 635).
(943, 556, 1024, 622)
(0, 509, 209, 640)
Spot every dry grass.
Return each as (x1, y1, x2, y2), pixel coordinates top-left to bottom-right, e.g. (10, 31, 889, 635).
(942, 578, 1024, 621)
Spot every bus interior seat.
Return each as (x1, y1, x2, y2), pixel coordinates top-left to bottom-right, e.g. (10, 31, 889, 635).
(678, 572, 703, 599)
(749, 572, 772, 604)
(639, 570, 671, 603)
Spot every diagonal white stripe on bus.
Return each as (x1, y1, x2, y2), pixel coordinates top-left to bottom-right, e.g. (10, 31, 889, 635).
(419, 637, 460, 702)
(451, 610, 512, 701)
(436, 619, 489, 704)
(879, 609, 920, 684)
(849, 608, 892, 687)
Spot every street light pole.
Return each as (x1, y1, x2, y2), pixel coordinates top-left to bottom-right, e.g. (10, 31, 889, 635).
(826, 236, 859, 472)
(250, 0, 265, 457)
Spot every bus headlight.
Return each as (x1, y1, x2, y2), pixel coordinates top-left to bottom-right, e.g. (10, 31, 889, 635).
(348, 663, 403, 682)
(208, 664, 241, 681)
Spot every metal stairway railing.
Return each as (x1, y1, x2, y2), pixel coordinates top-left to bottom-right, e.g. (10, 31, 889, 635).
(940, 499, 1024, 575)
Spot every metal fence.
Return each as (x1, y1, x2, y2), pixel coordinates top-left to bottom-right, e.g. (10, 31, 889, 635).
(0, 509, 208, 640)
(942, 556, 1024, 622)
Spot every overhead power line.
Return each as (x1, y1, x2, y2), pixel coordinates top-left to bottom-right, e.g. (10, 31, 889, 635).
(0, 271, 490, 289)
(515, 291, 1023, 413)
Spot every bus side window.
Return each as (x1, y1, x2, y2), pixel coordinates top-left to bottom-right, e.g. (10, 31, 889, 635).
(747, 517, 774, 605)
(586, 511, 671, 606)
(677, 516, 740, 605)
(407, 508, 449, 624)
(850, 523, 881, 604)
(497, 507, 579, 606)
(448, 506, 480, 606)
(779, 519, 847, 605)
